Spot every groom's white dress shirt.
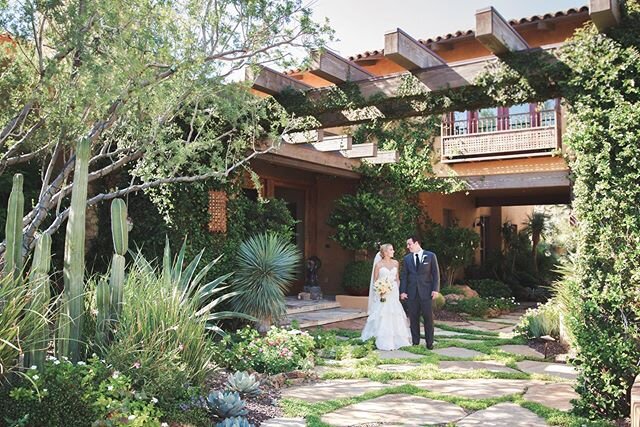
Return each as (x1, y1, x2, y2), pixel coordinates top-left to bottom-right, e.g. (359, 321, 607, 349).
(414, 249, 424, 267)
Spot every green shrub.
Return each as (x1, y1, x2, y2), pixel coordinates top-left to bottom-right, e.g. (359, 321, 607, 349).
(515, 301, 560, 339)
(446, 297, 491, 317)
(0, 357, 162, 426)
(467, 279, 512, 298)
(440, 286, 464, 296)
(433, 293, 446, 311)
(215, 326, 315, 375)
(231, 232, 302, 331)
(342, 261, 372, 296)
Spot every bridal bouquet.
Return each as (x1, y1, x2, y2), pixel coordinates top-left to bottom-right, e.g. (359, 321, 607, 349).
(373, 277, 393, 302)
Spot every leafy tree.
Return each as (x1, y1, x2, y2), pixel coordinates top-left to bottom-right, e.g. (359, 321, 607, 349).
(0, 0, 331, 263)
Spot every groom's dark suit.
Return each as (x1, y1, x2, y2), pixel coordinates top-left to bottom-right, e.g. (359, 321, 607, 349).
(400, 251, 440, 347)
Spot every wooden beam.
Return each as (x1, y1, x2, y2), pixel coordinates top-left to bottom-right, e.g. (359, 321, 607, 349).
(475, 7, 529, 54)
(246, 66, 312, 95)
(266, 141, 361, 177)
(589, 0, 621, 31)
(464, 171, 570, 191)
(309, 50, 373, 84)
(384, 28, 445, 70)
(343, 142, 377, 158)
(363, 150, 399, 164)
(307, 135, 352, 152)
(282, 130, 323, 144)
(475, 193, 571, 207)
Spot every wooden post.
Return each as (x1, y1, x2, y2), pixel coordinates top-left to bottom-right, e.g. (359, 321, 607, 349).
(632, 374, 640, 427)
(589, 0, 621, 32)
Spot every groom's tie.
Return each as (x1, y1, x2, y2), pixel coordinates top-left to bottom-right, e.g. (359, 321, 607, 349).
(415, 253, 420, 269)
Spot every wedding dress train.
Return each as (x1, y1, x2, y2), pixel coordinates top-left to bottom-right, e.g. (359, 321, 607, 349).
(361, 266, 412, 350)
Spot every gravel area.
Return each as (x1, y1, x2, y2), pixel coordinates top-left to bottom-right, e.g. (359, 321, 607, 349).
(434, 309, 468, 322)
(527, 338, 569, 359)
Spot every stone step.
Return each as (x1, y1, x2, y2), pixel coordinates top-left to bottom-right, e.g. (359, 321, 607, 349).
(283, 307, 368, 329)
(285, 297, 341, 314)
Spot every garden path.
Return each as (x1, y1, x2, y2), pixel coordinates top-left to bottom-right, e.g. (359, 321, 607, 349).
(264, 307, 581, 427)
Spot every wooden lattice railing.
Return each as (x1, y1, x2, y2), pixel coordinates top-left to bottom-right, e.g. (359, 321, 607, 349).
(441, 109, 560, 163)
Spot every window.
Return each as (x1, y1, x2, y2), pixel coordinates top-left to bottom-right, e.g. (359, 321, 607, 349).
(508, 103, 532, 129)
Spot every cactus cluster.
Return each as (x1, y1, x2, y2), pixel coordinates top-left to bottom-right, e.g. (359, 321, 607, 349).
(226, 371, 261, 397)
(25, 234, 52, 370)
(3, 174, 24, 280)
(96, 198, 129, 346)
(207, 391, 248, 418)
(216, 416, 254, 427)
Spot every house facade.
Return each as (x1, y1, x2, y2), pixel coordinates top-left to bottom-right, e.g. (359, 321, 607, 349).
(242, 3, 619, 295)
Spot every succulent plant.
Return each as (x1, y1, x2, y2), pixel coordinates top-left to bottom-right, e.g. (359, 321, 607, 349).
(216, 416, 254, 427)
(4, 173, 24, 280)
(207, 391, 248, 418)
(226, 371, 261, 397)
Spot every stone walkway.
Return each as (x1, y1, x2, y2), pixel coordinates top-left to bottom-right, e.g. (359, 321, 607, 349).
(271, 309, 579, 426)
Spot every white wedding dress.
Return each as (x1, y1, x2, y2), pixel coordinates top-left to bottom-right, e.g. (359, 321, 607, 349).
(361, 266, 412, 350)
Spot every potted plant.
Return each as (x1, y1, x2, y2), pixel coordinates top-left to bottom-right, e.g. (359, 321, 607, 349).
(342, 261, 372, 296)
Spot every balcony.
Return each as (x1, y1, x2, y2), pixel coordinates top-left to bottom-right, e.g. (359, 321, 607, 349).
(441, 106, 560, 163)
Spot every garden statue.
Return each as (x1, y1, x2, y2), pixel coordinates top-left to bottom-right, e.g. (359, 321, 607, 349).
(303, 256, 322, 300)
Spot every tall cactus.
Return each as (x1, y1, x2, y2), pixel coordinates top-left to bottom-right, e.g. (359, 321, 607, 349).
(95, 278, 111, 346)
(26, 234, 52, 371)
(110, 199, 128, 319)
(61, 138, 91, 361)
(3, 173, 24, 280)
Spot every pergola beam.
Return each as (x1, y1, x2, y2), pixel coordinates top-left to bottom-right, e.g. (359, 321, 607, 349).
(247, 66, 312, 95)
(343, 142, 377, 158)
(309, 50, 373, 84)
(384, 28, 445, 70)
(308, 135, 353, 152)
(363, 150, 399, 164)
(475, 7, 529, 54)
(589, 0, 621, 31)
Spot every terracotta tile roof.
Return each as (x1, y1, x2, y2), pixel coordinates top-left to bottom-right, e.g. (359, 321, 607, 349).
(348, 5, 589, 61)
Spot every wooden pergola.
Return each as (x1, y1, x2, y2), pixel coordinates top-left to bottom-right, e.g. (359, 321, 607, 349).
(248, 0, 620, 169)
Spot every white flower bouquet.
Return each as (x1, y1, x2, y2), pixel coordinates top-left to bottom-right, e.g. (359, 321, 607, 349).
(373, 277, 393, 302)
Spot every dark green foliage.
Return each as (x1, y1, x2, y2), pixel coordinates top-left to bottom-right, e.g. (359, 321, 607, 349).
(230, 232, 301, 329)
(421, 218, 480, 287)
(341, 261, 373, 295)
(557, 2, 640, 418)
(467, 279, 512, 299)
(446, 297, 492, 317)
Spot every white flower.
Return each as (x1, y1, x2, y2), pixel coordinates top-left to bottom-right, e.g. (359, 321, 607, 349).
(43, 389, 48, 393)
(112, 371, 120, 379)
(46, 355, 57, 362)
(32, 375, 39, 380)
(151, 397, 158, 404)
(53, 360, 60, 365)
(29, 365, 37, 370)
(161, 423, 169, 427)
(77, 361, 86, 366)
(128, 415, 136, 421)
(107, 385, 114, 391)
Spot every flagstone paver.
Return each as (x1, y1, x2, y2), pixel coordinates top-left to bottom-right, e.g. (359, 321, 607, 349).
(434, 327, 467, 336)
(498, 344, 545, 359)
(516, 360, 578, 380)
(281, 379, 390, 403)
(486, 317, 520, 325)
(468, 320, 510, 330)
(436, 320, 474, 328)
(433, 346, 485, 358)
(456, 402, 549, 426)
(260, 417, 306, 427)
(439, 360, 519, 374)
(389, 379, 537, 399)
(377, 363, 421, 372)
(320, 393, 467, 426)
(524, 383, 579, 411)
(374, 349, 425, 360)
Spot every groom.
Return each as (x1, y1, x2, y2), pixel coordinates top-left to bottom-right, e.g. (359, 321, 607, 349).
(400, 235, 440, 349)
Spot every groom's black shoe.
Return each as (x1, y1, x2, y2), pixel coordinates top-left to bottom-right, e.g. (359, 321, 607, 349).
(426, 344, 434, 350)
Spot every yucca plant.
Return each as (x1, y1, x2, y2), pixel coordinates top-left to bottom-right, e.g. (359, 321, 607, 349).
(231, 232, 301, 332)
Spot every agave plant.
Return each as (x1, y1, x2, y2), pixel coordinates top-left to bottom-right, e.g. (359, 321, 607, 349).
(231, 232, 301, 332)
(226, 371, 261, 397)
(216, 416, 254, 427)
(207, 391, 248, 418)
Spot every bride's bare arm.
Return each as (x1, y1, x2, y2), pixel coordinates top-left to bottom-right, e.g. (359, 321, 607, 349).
(394, 260, 400, 283)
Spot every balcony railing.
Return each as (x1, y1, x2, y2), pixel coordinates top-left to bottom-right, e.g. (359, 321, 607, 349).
(441, 109, 560, 163)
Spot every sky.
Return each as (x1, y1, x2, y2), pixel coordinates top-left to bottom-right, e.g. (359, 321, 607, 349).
(309, 0, 587, 58)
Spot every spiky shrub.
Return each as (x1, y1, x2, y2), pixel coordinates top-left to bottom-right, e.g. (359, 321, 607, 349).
(515, 301, 560, 339)
(225, 371, 261, 397)
(216, 416, 254, 427)
(99, 240, 244, 406)
(231, 232, 301, 331)
(207, 391, 247, 418)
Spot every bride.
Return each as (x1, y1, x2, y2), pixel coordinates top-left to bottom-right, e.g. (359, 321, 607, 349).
(361, 244, 412, 350)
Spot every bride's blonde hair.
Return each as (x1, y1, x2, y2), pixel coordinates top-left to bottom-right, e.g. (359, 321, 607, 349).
(379, 243, 393, 259)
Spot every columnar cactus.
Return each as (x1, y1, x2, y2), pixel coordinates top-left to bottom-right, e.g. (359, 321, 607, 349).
(95, 278, 111, 346)
(3, 173, 24, 279)
(110, 199, 128, 319)
(26, 234, 52, 371)
(61, 138, 91, 361)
